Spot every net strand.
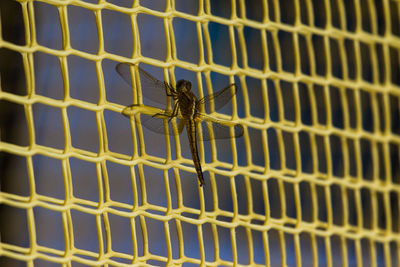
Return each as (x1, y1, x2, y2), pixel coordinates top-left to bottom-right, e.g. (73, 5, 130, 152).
(0, 0, 400, 266)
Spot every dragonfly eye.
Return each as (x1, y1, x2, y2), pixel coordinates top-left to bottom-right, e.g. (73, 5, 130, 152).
(176, 79, 185, 91)
(176, 79, 191, 92)
(186, 81, 192, 91)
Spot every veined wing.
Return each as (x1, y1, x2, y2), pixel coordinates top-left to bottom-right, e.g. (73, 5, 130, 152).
(196, 113, 244, 141)
(197, 83, 238, 112)
(116, 62, 170, 105)
(136, 111, 243, 141)
(136, 112, 185, 136)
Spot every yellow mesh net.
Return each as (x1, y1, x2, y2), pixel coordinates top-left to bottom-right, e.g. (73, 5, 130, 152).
(1, 0, 400, 266)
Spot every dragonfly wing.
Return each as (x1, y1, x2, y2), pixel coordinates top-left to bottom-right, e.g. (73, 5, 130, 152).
(116, 63, 169, 105)
(197, 115, 244, 141)
(197, 83, 238, 112)
(178, 118, 186, 134)
(116, 62, 134, 87)
(138, 113, 182, 136)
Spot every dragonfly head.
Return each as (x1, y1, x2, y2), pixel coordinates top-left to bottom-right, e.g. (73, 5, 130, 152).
(176, 79, 192, 93)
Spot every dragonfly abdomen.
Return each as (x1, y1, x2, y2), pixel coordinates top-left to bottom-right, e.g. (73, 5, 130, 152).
(186, 119, 204, 186)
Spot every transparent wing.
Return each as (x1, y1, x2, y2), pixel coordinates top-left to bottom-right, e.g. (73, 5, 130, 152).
(129, 112, 243, 141)
(137, 113, 184, 136)
(197, 116, 244, 141)
(116, 62, 170, 105)
(197, 83, 238, 112)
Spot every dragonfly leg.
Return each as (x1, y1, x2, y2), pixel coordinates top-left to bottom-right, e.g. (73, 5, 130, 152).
(168, 102, 180, 122)
(151, 112, 172, 119)
(165, 83, 178, 99)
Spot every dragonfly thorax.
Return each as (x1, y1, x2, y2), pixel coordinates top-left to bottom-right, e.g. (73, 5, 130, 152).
(176, 79, 192, 92)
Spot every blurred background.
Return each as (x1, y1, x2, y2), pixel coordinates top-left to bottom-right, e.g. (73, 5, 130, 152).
(1, 0, 400, 266)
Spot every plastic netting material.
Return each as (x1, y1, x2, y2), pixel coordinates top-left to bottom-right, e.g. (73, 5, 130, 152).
(1, 0, 400, 266)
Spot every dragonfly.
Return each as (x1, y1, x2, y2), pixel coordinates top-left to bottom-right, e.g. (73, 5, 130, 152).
(116, 63, 244, 186)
